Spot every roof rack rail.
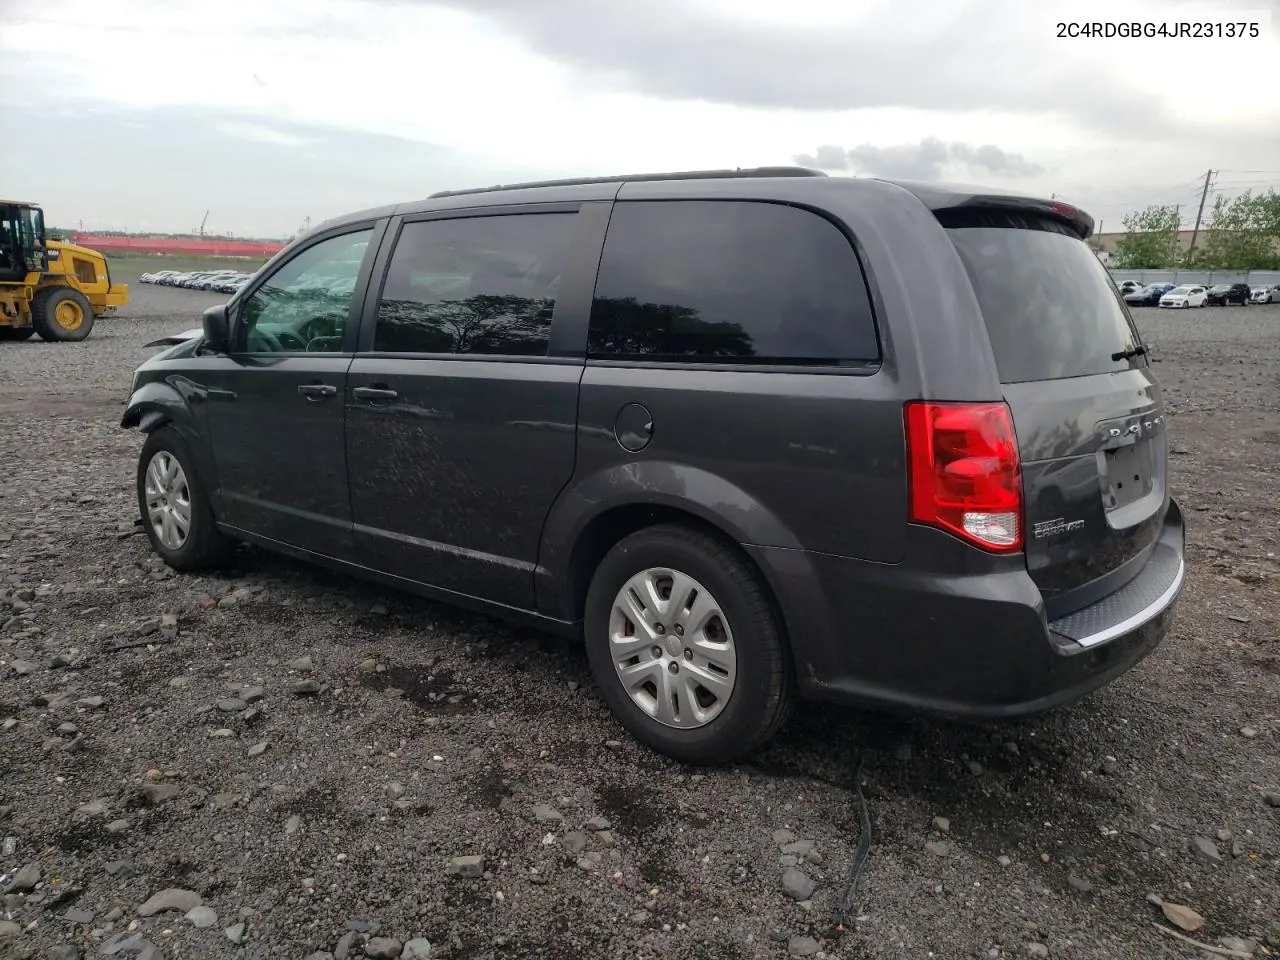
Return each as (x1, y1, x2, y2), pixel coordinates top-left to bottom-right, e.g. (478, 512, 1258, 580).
(427, 166, 827, 199)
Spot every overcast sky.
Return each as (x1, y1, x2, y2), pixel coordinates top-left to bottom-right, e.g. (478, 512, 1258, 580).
(1, 0, 1277, 237)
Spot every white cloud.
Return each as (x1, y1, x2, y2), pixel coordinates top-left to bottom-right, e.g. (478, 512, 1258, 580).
(1, 0, 1276, 232)
(216, 122, 313, 148)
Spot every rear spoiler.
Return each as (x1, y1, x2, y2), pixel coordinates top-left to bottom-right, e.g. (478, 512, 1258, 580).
(945, 196, 1095, 240)
(880, 180, 1096, 240)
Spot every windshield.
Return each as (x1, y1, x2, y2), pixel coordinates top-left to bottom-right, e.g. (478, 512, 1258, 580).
(941, 210, 1144, 384)
(1170, 286, 1192, 294)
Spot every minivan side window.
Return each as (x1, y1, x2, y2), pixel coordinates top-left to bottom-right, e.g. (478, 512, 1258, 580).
(236, 229, 372, 354)
(587, 200, 879, 365)
(374, 213, 577, 357)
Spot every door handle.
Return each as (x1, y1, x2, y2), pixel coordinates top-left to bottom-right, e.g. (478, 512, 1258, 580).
(352, 386, 399, 402)
(297, 383, 338, 399)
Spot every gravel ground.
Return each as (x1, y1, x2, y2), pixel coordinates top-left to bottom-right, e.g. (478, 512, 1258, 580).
(2, 267, 1278, 960)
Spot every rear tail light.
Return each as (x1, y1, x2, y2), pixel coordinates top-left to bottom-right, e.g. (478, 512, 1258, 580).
(904, 401, 1023, 553)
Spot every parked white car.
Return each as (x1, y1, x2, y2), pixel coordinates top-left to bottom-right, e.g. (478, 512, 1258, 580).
(1251, 284, 1280, 304)
(1159, 285, 1208, 308)
(139, 268, 257, 294)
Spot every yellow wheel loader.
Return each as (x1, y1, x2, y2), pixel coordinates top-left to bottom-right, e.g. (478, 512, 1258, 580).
(0, 200, 129, 342)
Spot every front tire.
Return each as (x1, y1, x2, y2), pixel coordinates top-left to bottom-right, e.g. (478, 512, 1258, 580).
(32, 287, 96, 342)
(583, 524, 794, 764)
(0, 326, 35, 341)
(136, 428, 234, 571)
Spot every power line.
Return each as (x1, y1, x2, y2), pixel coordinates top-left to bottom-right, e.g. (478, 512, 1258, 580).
(1211, 179, 1279, 188)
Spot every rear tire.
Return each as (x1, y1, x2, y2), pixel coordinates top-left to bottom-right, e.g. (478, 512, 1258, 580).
(136, 427, 234, 572)
(32, 287, 95, 342)
(583, 524, 794, 765)
(0, 326, 35, 341)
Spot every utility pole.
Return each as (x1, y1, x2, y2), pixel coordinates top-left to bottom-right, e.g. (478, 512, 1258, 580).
(1187, 169, 1214, 261)
(1171, 205, 1180, 264)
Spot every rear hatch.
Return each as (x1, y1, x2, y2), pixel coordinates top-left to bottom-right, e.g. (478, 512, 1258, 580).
(939, 206, 1169, 618)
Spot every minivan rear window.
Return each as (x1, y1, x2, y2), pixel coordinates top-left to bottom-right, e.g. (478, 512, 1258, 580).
(939, 209, 1145, 384)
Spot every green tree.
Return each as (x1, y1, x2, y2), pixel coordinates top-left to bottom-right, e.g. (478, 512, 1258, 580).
(1113, 204, 1181, 268)
(1254, 189, 1280, 239)
(1198, 189, 1280, 271)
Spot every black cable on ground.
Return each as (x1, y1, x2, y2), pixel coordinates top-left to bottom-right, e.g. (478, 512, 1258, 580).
(833, 752, 872, 934)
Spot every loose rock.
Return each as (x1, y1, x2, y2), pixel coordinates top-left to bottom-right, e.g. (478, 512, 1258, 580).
(1190, 836, 1222, 863)
(446, 856, 485, 879)
(365, 938, 402, 959)
(932, 816, 951, 833)
(781, 839, 816, 857)
(400, 940, 433, 959)
(532, 804, 562, 824)
(1160, 901, 1205, 933)
(7, 862, 41, 891)
(788, 935, 820, 956)
(224, 923, 247, 944)
(137, 888, 201, 916)
(139, 783, 180, 806)
(1068, 875, 1093, 893)
(186, 905, 218, 928)
(781, 867, 816, 900)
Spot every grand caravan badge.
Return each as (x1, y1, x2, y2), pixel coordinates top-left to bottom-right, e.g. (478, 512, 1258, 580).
(1033, 517, 1085, 539)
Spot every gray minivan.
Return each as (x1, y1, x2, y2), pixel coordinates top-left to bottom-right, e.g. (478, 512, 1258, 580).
(123, 167, 1185, 763)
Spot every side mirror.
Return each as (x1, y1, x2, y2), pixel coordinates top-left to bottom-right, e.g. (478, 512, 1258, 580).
(202, 303, 231, 353)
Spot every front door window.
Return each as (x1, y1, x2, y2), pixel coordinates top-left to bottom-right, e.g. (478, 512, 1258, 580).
(236, 230, 372, 354)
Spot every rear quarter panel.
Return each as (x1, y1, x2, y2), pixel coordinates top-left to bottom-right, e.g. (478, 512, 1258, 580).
(537, 178, 1009, 611)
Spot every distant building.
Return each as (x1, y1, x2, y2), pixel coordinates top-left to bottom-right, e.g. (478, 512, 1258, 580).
(71, 234, 287, 258)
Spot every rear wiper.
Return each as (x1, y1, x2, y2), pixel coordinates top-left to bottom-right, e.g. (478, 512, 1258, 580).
(1111, 345, 1148, 362)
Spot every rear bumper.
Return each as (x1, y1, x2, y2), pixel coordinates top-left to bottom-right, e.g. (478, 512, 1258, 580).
(750, 498, 1186, 719)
